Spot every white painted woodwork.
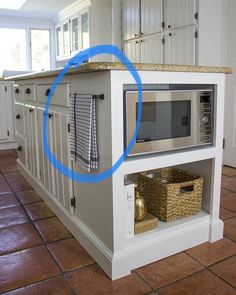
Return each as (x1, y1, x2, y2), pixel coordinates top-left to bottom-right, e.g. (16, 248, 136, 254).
(122, 0, 140, 41)
(0, 84, 8, 141)
(141, 34, 163, 64)
(164, 27, 195, 65)
(164, 0, 196, 29)
(141, 0, 163, 35)
(16, 134, 27, 167)
(14, 69, 225, 280)
(124, 41, 141, 63)
(24, 104, 39, 179)
(24, 84, 36, 101)
(224, 0, 236, 167)
(15, 102, 25, 136)
(37, 84, 70, 106)
(13, 85, 24, 101)
(0, 81, 16, 150)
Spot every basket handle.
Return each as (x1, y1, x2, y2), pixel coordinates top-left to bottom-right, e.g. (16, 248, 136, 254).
(179, 183, 194, 194)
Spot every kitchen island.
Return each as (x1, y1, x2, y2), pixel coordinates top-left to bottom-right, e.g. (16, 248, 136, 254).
(6, 62, 231, 280)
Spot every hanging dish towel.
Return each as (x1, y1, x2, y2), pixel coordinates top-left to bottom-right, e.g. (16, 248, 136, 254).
(70, 94, 98, 172)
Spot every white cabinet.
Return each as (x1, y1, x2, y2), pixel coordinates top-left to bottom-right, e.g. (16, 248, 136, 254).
(122, 0, 163, 41)
(122, 0, 140, 40)
(164, 27, 196, 65)
(0, 84, 9, 141)
(141, 34, 163, 63)
(37, 107, 73, 212)
(164, 0, 196, 29)
(0, 81, 16, 149)
(141, 0, 163, 35)
(24, 104, 39, 179)
(124, 41, 141, 63)
(124, 34, 163, 63)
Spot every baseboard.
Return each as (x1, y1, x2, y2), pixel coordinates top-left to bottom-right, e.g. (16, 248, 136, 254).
(17, 160, 115, 279)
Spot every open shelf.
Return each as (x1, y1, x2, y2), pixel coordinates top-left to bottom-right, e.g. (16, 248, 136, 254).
(125, 211, 209, 247)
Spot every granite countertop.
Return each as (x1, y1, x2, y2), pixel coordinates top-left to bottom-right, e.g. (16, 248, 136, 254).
(5, 62, 232, 81)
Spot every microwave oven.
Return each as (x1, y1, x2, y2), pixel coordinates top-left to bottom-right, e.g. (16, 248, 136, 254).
(124, 84, 214, 157)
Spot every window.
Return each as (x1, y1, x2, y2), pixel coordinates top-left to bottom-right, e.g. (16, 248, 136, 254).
(31, 29, 51, 71)
(0, 28, 26, 73)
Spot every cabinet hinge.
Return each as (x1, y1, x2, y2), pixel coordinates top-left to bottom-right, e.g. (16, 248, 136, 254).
(162, 37, 165, 45)
(71, 197, 76, 208)
(194, 12, 199, 20)
(4, 86, 7, 92)
(161, 21, 165, 29)
(7, 131, 9, 136)
(194, 30, 198, 39)
(223, 138, 225, 149)
(68, 123, 71, 133)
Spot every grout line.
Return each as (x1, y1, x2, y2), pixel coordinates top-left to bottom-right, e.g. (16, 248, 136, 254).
(155, 269, 205, 293)
(133, 270, 155, 291)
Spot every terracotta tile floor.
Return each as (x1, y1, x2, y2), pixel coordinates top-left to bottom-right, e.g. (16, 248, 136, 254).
(0, 151, 236, 294)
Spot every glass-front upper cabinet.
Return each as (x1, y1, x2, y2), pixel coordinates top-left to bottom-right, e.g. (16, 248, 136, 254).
(81, 11, 89, 50)
(56, 27, 63, 57)
(71, 17, 79, 53)
(63, 22, 70, 56)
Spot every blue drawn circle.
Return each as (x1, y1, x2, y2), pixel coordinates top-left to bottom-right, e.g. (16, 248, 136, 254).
(43, 45, 143, 183)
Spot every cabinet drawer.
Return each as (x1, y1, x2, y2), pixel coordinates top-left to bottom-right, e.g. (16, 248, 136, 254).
(24, 84, 36, 101)
(13, 85, 24, 101)
(15, 102, 25, 135)
(37, 84, 70, 106)
(16, 134, 27, 167)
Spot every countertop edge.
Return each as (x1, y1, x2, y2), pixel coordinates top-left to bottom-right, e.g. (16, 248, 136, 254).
(4, 62, 232, 81)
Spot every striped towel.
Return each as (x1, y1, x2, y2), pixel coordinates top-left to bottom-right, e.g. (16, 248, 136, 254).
(70, 94, 98, 172)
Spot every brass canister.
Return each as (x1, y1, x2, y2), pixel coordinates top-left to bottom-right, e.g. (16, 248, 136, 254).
(135, 191, 147, 221)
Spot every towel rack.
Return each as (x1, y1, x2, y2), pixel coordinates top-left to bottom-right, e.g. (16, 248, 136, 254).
(69, 93, 104, 100)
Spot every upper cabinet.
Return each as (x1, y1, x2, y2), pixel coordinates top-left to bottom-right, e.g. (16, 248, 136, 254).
(55, 0, 112, 62)
(164, 0, 197, 29)
(141, 0, 163, 36)
(122, 0, 163, 41)
(56, 10, 89, 60)
(122, 0, 198, 65)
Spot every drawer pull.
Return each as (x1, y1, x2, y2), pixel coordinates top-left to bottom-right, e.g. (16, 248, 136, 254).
(25, 88, 32, 94)
(48, 112, 54, 119)
(15, 88, 20, 94)
(45, 89, 51, 96)
(16, 114, 21, 120)
(17, 145, 22, 152)
(29, 108, 34, 113)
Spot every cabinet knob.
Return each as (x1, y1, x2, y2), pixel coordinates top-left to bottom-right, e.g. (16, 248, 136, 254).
(168, 25, 171, 29)
(48, 112, 53, 119)
(25, 88, 32, 94)
(140, 40, 144, 43)
(29, 108, 34, 113)
(169, 33, 173, 36)
(16, 114, 21, 120)
(15, 88, 20, 94)
(17, 145, 22, 152)
(134, 33, 138, 37)
(140, 32, 144, 36)
(45, 88, 51, 96)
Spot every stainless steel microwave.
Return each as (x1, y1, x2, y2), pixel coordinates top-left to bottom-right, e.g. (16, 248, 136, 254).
(124, 84, 214, 156)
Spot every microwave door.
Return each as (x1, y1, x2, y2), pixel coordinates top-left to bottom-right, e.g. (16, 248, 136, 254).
(126, 91, 200, 156)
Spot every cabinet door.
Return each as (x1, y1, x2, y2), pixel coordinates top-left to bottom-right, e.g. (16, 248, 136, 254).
(140, 34, 163, 63)
(164, 0, 196, 29)
(141, 0, 163, 35)
(24, 105, 39, 179)
(38, 108, 73, 211)
(71, 17, 79, 53)
(164, 27, 195, 65)
(0, 84, 8, 141)
(124, 41, 141, 63)
(122, 0, 140, 40)
(15, 102, 25, 136)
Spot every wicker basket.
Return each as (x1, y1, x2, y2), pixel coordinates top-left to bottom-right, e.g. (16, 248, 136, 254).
(137, 167, 203, 222)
